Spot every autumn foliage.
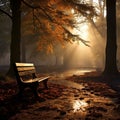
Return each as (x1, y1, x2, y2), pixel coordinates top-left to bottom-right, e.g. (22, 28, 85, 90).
(21, 0, 96, 53)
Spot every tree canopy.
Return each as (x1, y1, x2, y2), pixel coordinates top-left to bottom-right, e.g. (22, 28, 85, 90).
(21, 0, 97, 53)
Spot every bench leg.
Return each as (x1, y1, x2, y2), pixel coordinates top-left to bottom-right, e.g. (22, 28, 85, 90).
(17, 83, 39, 99)
(32, 88, 39, 98)
(43, 79, 48, 89)
(17, 86, 25, 97)
(31, 82, 39, 98)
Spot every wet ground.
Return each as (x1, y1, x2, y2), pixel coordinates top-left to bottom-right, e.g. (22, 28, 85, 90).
(7, 69, 120, 120)
(0, 70, 120, 120)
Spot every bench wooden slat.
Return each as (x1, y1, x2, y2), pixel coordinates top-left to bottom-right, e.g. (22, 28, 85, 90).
(17, 66, 35, 72)
(18, 70, 36, 76)
(21, 77, 50, 83)
(15, 63, 34, 66)
(21, 78, 40, 83)
(38, 76, 50, 82)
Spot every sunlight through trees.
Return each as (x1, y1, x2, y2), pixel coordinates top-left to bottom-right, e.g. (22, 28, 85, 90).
(0, 0, 120, 75)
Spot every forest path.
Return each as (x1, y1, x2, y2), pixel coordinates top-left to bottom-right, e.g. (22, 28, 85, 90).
(9, 70, 120, 120)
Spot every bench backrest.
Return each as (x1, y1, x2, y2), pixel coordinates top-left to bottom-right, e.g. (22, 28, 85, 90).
(14, 63, 36, 83)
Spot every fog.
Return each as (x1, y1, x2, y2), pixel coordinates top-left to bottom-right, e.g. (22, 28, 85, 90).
(0, 23, 106, 71)
(0, 10, 120, 72)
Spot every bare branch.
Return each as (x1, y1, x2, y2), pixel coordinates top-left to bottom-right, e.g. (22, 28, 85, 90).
(78, 37, 90, 47)
(21, 0, 39, 9)
(0, 8, 12, 19)
(22, 0, 54, 22)
(63, 25, 90, 46)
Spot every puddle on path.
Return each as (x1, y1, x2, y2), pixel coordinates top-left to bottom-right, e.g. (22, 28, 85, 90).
(49, 79, 85, 90)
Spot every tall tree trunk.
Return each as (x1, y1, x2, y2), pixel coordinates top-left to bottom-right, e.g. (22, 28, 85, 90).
(103, 0, 119, 75)
(21, 39, 26, 62)
(7, 0, 21, 76)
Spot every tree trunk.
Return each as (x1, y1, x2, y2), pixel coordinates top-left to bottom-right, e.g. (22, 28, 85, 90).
(21, 39, 26, 62)
(7, 0, 21, 76)
(103, 0, 119, 75)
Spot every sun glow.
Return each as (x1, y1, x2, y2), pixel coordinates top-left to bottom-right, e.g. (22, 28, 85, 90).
(66, 0, 106, 69)
(93, 0, 98, 4)
(73, 23, 89, 40)
(79, 23, 89, 40)
(92, 0, 106, 21)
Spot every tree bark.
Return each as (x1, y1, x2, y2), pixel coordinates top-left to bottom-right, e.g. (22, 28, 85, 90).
(7, 0, 21, 76)
(103, 0, 119, 75)
(21, 39, 26, 62)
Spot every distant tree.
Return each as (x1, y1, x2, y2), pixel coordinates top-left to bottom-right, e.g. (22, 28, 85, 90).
(87, 0, 106, 38)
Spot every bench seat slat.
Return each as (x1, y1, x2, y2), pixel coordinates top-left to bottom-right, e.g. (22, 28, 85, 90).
(17, 66, 35, 71)
(22, 76, 50, 83)
(22, 78, 39, 83)
(18, 70, 36, 76)
(38, 76, 50, 82)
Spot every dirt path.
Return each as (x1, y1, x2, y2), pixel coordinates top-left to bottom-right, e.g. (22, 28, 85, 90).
(9, 76, 120, 120)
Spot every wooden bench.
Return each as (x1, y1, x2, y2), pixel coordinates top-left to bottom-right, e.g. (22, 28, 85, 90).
(14, 62, 50, 98)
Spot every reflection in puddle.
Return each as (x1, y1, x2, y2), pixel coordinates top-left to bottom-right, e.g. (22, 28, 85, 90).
(73, 100, 88, 112)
